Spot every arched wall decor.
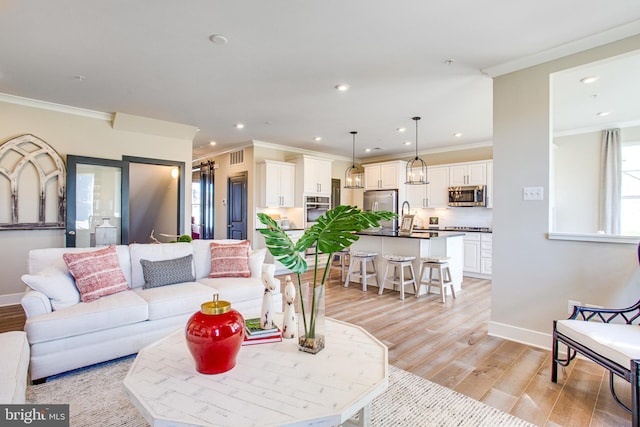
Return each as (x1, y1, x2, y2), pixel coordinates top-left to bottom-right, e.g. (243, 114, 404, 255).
(0, 134, 66, 229)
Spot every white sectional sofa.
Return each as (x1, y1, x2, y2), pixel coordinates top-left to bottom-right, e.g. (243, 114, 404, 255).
(0, 331, 30, 403)
(20, 239, 282, 382)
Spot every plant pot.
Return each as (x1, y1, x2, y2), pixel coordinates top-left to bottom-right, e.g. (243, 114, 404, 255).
(298, 282, 325, 354)
(185, 296, 244, 374)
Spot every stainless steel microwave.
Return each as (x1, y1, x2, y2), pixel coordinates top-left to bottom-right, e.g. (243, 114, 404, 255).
(448, 185, 486, 207)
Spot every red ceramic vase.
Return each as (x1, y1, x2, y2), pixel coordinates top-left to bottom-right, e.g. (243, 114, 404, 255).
(185, 296, 245, 374)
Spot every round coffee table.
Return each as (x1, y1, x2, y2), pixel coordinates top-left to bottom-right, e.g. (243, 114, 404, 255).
(124, 317, 388, 426)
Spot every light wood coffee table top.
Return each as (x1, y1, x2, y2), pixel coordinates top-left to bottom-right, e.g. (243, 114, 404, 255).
(124, 317, 388, 427)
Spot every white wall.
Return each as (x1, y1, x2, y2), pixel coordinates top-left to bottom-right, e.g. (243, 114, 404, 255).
(0, 99, 195, 304)
(490, 36, 640, 348)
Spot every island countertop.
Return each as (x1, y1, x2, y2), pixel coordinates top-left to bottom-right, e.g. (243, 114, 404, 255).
(355, 230, 465, 239)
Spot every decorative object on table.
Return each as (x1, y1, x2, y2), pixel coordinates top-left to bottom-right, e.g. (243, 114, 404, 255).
(260, 271, 276, 329)
(258, 205, 396, 354)
(243, 316, 282, 346)
(185, 294, 244, 374)
(399, 214, 415, 235)
(282, 275, 296, 339)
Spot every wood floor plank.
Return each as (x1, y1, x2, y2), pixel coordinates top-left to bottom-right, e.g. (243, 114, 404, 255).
(547, 364, 603, 427)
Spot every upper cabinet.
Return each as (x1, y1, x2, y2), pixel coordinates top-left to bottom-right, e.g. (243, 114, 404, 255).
(364, 161, 406, 190)
(258, 160, 296, 208)
(405, 165, 449, 208)
(449, 161, 486, 186)
(294, 155, 332, 199)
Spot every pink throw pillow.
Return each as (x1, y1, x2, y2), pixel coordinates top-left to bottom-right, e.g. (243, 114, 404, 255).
(63, 245, 129, 302)
(209, 240, 251, 278)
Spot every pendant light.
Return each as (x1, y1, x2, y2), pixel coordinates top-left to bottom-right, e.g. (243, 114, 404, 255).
(405, 116, 428, 185)
(344, 131, 364, 189)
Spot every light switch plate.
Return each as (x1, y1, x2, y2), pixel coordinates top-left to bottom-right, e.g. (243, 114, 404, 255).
(523, 186, 544, 201)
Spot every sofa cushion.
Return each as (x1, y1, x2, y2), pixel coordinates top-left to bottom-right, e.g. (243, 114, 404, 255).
(192, 239, 264, 279)
(28, 245, 132, 285)
(24, 290, 148, 344)
(556, 319, 640, 368)
(129, 243, 194, 288)
(63, 245, 129, 302)
(209, 240, 251, 278)
(141, 254, 195, 289)
(21, 260, 80, 310)
(134, 282, 216, 321)
(198, 276, 264, 303)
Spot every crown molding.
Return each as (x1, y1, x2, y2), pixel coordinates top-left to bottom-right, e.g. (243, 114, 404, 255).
(362, 140, 493, 164)
(483, 20, 640, 77)
(0, 92, 112, 121)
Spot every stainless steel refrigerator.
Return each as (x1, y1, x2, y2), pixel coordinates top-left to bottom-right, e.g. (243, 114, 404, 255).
(363, 189, 398, 230)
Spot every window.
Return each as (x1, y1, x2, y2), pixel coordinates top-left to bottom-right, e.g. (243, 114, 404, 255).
(621, 142, 640, 235)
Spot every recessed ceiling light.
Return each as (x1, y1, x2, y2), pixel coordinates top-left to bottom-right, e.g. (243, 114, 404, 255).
(209, 34, 229, 45)
(597, 111, 611, 117)
(234, 123, 245, 129)
(396, 127, 406, 133)
(580, 76, 599, 84)
(73, 74, 86, 81)
(335, 83, 350, 92)
(444, 58, 455, 65)
(453, 132, 463, 137)
(364, 148, 371, 152)
(404, 141, 412, 145)
(209, 141, 217, 146)
(313, 136, 322, 142)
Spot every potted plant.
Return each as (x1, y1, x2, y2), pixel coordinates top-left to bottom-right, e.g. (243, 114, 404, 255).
(257, 205, 396, 353)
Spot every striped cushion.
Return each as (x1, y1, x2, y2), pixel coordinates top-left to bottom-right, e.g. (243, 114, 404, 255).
(62, 245, 129, 302)
(209, 240, 251, 278)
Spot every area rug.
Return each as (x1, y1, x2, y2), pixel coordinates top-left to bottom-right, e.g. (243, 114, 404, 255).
(26, 356, 534, 427)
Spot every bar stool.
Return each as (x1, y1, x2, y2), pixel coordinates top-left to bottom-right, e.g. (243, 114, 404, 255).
(328, 249, 350, 283)
(381, 255, 417, 300)
(345, 251, 379, 292)
(418, 257, 455, 303)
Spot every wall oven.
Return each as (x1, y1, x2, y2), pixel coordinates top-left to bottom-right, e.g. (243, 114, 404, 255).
(304, 196, 330, 256)
(304, 196, 330, 228)
(448, 185, 487, 207)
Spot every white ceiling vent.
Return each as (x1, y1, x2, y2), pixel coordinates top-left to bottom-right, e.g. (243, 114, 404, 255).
(229, 149, 244, 166)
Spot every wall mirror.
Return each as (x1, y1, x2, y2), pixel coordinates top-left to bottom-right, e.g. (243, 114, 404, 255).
(551, 50, 640, 238)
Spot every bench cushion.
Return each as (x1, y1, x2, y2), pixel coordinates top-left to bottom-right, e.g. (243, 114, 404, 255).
(556, 319, 640, 368)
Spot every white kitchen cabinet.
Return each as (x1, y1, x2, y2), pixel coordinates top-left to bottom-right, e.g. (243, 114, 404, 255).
(295, 155, 332, 197)
(449, 161, 487, 186)
(462, 233, 481, 274)
(480, 233, 492, 275)
(426, 166, 450, 208)
(364, 161, 406, 190)
(258, 160, 296, 208)
(404, 165, 449, 208)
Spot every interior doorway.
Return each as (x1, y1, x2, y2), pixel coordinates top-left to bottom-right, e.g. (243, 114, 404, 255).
(227, 171, 247, 239)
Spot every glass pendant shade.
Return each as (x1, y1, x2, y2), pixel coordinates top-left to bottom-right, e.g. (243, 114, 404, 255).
(344, 131, 364, 189)
(405, 116, 428, 185)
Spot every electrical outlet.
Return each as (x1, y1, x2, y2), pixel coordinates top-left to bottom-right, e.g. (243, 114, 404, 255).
(523, 186, 544, 201)
(568, 300, 581, 315)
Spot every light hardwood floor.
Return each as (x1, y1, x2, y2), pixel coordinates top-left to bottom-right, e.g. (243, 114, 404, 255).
(1, 273, 632, 426)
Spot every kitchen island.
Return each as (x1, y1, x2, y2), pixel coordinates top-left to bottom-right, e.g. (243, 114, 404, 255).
(350, 230, 465, 297)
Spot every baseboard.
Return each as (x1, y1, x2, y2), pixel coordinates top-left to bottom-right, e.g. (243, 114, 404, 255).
(488, 321, 552, 351)
(0, 292, 23, 307)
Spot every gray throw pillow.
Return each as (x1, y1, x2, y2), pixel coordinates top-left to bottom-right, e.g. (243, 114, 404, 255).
(140, 254, 195, 289)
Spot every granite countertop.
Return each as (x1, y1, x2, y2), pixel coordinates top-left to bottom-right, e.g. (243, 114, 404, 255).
(355, 229, 466, 239)
(413, 227, 492, 233)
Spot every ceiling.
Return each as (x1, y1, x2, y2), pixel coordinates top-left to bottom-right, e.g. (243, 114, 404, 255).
(1, 1, 640, 161)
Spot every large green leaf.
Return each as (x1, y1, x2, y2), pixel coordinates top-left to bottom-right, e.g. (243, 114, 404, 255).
(257, 207, 396, 274)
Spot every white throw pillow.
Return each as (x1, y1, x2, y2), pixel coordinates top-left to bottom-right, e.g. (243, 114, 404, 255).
(21, 261, 80, 310)
(248, 248, 267, 278)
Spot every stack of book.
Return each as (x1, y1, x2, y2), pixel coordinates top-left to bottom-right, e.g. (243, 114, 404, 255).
(243, 317, 282, 346)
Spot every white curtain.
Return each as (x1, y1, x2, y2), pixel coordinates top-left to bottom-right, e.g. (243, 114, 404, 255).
(599, 128, 621, 234)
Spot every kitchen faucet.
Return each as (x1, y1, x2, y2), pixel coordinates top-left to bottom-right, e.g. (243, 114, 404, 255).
(401, 200, 411, 216)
